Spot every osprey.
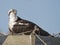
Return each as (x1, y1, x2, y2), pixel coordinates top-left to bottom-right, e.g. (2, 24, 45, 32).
(8, 9, 52, 36)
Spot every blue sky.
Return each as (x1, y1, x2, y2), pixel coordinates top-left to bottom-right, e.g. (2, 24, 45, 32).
(0, 0, 60, 34)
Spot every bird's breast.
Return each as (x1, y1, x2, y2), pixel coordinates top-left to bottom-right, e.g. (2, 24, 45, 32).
(8, 21, 17, 30)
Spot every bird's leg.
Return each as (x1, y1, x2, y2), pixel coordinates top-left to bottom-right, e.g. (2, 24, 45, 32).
(9, 30, 14, 35)
(10, 31, 13, 35)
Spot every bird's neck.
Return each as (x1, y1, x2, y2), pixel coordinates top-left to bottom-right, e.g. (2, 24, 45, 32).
(9, 13, 17, 22)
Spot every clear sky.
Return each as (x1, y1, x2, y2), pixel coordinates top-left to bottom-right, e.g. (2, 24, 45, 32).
(0, 0, 60, 34)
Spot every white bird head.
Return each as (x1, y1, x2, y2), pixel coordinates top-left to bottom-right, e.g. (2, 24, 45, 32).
(8, 9, 17, 16)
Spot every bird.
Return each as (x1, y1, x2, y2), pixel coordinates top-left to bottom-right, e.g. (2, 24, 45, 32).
(8, 9, 53, 36)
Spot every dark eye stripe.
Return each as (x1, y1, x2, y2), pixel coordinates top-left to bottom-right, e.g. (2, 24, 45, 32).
(8, 11, 12, 15)
(8, 10, 17, 16)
